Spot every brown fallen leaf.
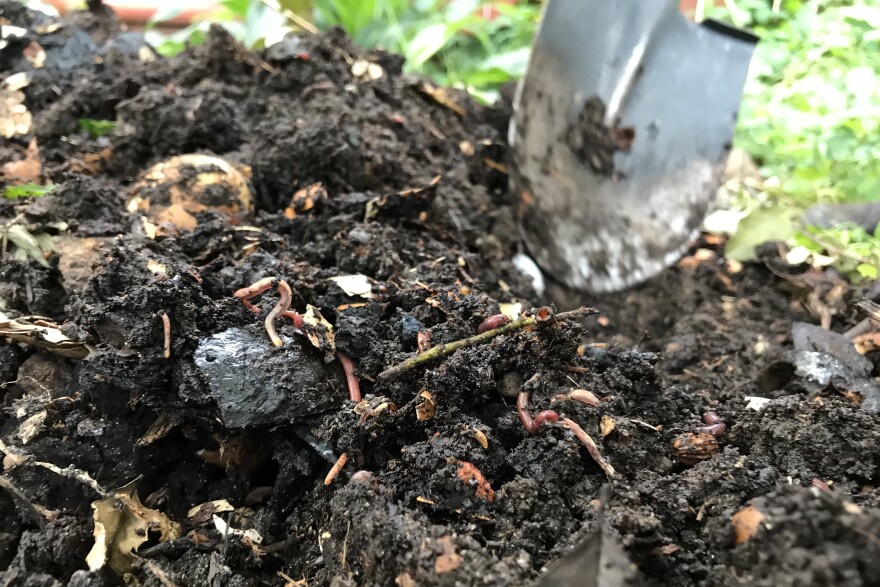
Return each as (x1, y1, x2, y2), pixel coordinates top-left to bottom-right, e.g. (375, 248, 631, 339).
(416, 390, 436, 421)
(599, 415, 616, 438)
(1, 138, 41, 183)
(86, 479, 181, 574)
(301, 304, 336, 352)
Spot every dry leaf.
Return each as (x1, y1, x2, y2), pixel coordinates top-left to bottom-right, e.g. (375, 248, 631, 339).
(301, 305, 336, 352)
(599, 415, 616, 438)
(470, 428, 489, 449)
(415, 390, 435, 421)
(328, 275, 372, 299)
(136, 411, 175, 447)
(434, 536, 463, 574)
(146, 259, 167, 275)
(1, 138, 41, 183)
(499, 302, 522, 321)
(853, 332, 880, 355)
(731, 504, 765, 545)
(23, 41, 46, 68)
(187, 499, 234, 525)
(212, 515, 263, 545)
(86, 479, 181, 574)
(17, 410, 47, 444)
(0, 312, 90, 359)
(417, 81, 465, 116)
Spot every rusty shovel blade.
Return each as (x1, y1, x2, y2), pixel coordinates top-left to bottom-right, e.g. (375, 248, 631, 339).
(510, 0, 758, 292)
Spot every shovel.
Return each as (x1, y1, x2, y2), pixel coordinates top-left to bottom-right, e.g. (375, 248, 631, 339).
(510, 0, 758, 293)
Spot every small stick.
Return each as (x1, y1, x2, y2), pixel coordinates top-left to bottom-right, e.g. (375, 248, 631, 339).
(324, 453, 349, 485)
(378, 306, 597, 380)
(159, 311, 171, 359)
(0, 437, 108, 497)
(335, 351, 362, 402)
(561, 417, 615, 479)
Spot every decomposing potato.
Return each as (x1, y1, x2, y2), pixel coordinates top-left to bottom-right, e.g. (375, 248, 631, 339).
(127, 154, 253, 233)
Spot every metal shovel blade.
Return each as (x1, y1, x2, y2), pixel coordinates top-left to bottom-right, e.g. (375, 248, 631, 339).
(510, 0, 758, 293)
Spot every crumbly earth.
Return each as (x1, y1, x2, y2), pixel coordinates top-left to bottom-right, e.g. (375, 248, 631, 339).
(2, 4, 880, 587)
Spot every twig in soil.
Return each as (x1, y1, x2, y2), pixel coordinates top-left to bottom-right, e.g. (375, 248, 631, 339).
(158, 311, 171, 359)
(378, 306, 598, 380)
(0, 474, 50, 529)
(324, 453, 349, 485)
(561, 418, 616, 480)
(0, 437, 108, 497)
(335, 351, 362, 402)
(143, 560, 177, 587)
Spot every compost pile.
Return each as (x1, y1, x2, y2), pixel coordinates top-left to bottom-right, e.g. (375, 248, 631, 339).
(3, 4, 880, 587)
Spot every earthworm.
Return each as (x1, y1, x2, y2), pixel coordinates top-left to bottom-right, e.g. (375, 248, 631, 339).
(697, 410, 726, 437)
(265, 280, 293, 347)
(234, 277, 276, 314)
(324, 453, 349, 485)
(561, 417, 615, 479)
(335, 351, 361, 402)
(282, 310, 304, 330)
(517, 389, 560, 434)
(159, 311, 171, 359)
(477, 314, 511, 334)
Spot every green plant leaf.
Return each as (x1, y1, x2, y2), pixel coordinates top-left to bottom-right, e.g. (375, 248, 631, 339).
(725, 206, 794, 261)
(78, 118, 116, 138)
(4, 183, 56, 199)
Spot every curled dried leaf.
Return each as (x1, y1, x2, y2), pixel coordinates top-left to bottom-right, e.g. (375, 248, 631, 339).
(86, 479, 181, 574)
(416, 390, 436, 421)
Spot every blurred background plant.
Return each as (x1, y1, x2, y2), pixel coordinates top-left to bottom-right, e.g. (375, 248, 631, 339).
(137, 0, 880, 282)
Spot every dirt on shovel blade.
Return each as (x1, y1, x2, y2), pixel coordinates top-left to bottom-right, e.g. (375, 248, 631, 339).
(2, 4, 880, 587)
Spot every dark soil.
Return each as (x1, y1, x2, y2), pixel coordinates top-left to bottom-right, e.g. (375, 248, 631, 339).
(2, 4, 880, 586)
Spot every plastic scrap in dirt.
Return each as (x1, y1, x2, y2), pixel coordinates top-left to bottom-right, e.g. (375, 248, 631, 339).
(787, 322, 880, 411)
(328, 274, 373, 299)
(0, 311, 90, 359)
(86, 479, 181, 574)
